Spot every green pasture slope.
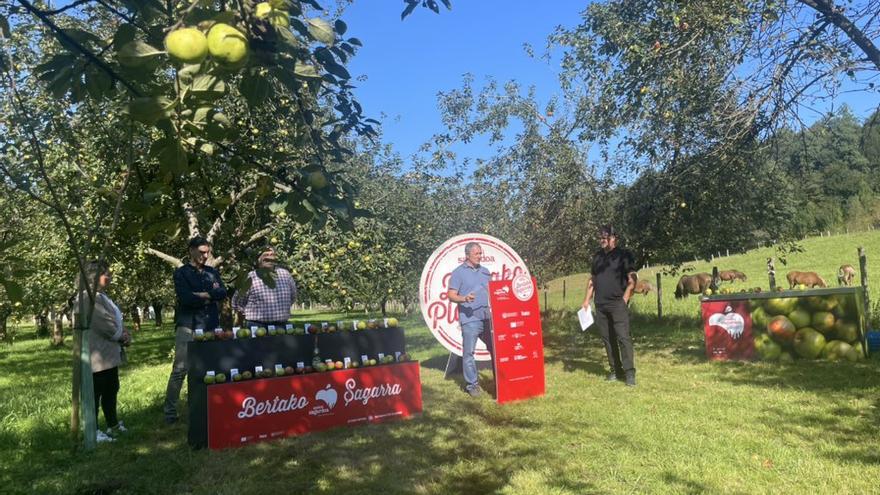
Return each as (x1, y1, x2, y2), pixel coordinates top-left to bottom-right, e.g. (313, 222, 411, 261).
(545, 230, 880, 321)
(1, 233, 879, 494)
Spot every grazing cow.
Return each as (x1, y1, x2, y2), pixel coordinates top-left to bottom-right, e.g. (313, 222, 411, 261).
(719, 270, 747, 283)
(837, 264, 856, 286)
(674, 273, 713, 299)
(786, 271, 827, 289)
(634, 280, 654, 295)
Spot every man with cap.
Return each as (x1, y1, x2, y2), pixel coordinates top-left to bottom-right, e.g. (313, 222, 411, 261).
(581, 225, 638, 386)
(233, 247, 297, 330)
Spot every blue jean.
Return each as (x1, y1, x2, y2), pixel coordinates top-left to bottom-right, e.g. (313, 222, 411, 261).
(164, 326, 192, 420)
(461, 319, 493, 390)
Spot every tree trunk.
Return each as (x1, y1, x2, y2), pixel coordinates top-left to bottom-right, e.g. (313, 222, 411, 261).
(52, 309, 64, 346)
(35, 310, 50, 338)
(152, 301, 164, 327)
(0, 309, 10, 343)
(129, 304, 141, 332)
(381, 297, 388, 317)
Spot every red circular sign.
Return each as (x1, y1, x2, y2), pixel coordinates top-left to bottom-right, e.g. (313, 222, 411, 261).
(419, 234, 529, 360)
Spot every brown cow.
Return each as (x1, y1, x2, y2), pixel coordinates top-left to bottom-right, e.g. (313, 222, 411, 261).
(837, 264, 856, 286)
(786, 271, 827, 289)
(634, 280, 654, 295)
(674, 273, 713, 299)
(719, 270, 747, 283)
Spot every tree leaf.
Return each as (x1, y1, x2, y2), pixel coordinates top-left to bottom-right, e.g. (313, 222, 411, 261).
(85, 66, 113, 100)
(1, 280, 24, 302)
(306, 17, 335, 45)
(239, 72, 273, 106)
(401, 1, 417, 20)
(190, 74, 226, 97)
(294, 61, 321, 78)
(322, 61, 349, 80)
(334, 19, 347, 36)
(128, 96, 174, 124)
(116, 40, 163, 67)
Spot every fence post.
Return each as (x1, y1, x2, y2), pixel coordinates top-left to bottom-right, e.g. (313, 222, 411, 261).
(656, 272, 662, 320)
(859, 247, 870, 327)
(543, 290, 548, 311)
(562, 279, 566, 306)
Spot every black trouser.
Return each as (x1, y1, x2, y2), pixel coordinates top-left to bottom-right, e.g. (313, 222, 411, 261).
(594, 300, 635, 375)
(93, 367, 120, 428)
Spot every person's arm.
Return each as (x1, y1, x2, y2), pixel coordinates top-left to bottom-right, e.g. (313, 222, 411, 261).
(174, 267, 205, 307)
(91, 295, 123, 341)
(623, 272, 637, 304)
(231, 275, 250, 312)
(446, 270, 474, 303)
(208, 268, 228, 301)
(622, 251, 637, 304)
(582, 277, 593, 309)
(447, 289, 475, 303)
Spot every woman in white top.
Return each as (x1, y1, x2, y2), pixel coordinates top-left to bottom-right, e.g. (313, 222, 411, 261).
(80, 261, 131, 443)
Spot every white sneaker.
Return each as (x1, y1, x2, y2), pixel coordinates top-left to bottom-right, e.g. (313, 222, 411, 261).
(96, 430, 115, 443)
(108, 421, 128, 434)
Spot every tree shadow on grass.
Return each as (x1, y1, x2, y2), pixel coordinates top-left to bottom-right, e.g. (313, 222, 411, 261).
(660, 472, 713, 495)
(753, 394, 880, 467)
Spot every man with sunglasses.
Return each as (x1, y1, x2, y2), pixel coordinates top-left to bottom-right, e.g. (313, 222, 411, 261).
(581, 225, 638, 386)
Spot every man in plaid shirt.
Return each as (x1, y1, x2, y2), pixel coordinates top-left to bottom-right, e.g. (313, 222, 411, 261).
(233, 248, 297, 328)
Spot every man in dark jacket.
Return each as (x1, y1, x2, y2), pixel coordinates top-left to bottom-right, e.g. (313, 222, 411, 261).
(581, 225, 638, 386)
(163, 237, 227, 424)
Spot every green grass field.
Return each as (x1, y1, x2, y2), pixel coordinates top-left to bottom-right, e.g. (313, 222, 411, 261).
(1, 232, 880, 494)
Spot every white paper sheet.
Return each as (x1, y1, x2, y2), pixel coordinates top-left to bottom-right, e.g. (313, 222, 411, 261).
(578, 306, 594, 331)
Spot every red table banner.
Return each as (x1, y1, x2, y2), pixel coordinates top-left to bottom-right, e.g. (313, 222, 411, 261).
(701, 300, 755, 360)
(489, 275, 545, 404)
(207, 362, 422, 450)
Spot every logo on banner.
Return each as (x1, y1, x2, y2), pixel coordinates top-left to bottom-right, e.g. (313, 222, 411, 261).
(707, 306, 745, 340)
(315, 384, 338, 409)
(493, 286, 511, 299)
(419, 234, 528, 359)
(512, 273, 534, 302)
(344, 378, 403, 406)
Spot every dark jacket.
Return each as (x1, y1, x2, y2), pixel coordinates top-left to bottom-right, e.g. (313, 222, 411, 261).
(173, 264, 227, 330)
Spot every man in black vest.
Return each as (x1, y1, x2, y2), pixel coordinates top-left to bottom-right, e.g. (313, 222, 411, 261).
(581, 225, 638, 386)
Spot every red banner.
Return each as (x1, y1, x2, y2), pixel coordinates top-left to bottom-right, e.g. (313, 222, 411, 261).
(489, 275, 545, 404)
(207, 362, 422, 450)
(701, 300, 755, 360)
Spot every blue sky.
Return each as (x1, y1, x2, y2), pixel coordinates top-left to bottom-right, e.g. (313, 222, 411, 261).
(340, 1, 878, 171)
(342, 1, 587, 163)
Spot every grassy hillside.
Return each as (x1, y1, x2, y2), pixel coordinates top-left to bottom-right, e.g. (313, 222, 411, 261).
(2, 234, 880, 494)
(543, 230, 880, 326)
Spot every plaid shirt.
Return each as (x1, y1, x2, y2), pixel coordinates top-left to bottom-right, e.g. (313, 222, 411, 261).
(232, 267, 296, 323)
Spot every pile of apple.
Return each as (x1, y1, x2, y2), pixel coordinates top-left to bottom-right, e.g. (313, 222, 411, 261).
(193, 328, 236, 341)
(202, 353, 411, 384)
(750, 294, 866, 362)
